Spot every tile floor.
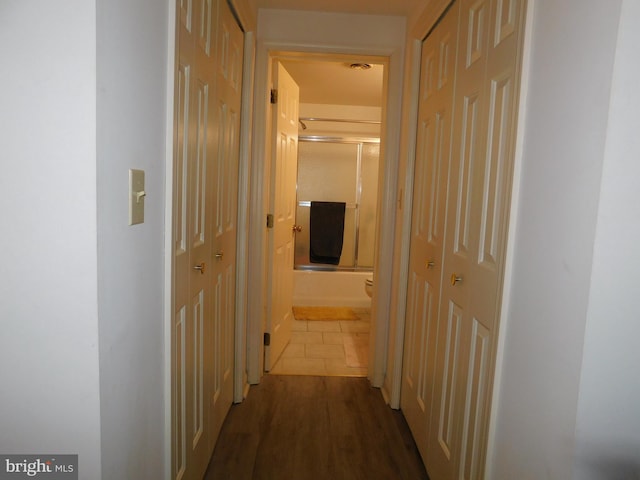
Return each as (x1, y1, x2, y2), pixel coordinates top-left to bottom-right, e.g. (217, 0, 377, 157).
(270, 307, 370, 377)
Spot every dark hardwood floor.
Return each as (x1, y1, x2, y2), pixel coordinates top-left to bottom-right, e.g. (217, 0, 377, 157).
(205, 375, 429, 480)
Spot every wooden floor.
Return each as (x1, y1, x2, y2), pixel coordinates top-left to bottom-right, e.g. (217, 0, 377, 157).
(205, 375, 429, 480)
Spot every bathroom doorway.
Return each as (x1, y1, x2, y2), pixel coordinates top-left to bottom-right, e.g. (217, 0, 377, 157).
(268, 55, 386, 376)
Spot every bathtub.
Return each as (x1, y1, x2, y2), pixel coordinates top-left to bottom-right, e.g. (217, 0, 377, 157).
(292, 269, 372, 308)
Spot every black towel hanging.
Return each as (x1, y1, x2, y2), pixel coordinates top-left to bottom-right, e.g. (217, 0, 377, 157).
(309, 201, 346, 265)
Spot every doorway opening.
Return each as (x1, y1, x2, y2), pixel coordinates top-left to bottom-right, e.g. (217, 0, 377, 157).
(267, 54, 387, 377)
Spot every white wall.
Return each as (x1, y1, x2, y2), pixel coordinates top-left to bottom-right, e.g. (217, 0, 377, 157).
(573, 0, 640, 477)
(489, 1, 623, 478)
(257, 9, 406, 51)
(96, 0, 169, 478)
(0, 1, 102, 477)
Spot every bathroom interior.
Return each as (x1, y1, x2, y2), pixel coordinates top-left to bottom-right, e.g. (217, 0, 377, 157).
(270, 57, 385, 376)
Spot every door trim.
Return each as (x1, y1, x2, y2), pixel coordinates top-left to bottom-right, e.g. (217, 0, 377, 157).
(247, 40, 404, 387)
(234, 30, 256, 403)
(387, 37, 423, 409)
(163, 3, 177, 479)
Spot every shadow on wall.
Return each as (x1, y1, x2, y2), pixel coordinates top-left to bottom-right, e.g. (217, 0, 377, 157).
(574, 444, 640, 479)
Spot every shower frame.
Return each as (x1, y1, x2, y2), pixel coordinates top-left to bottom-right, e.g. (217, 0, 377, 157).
(295, 132, 380, 272)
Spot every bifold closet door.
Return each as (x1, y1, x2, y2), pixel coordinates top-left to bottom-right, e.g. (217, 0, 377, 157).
(428, 0, 527, 479)
(401, 0, 526, 479)
(172, 0, 244, 479)
(210, 0, 244, 450)
(401, 1, 461, 465)
(173, 0, 219, 478)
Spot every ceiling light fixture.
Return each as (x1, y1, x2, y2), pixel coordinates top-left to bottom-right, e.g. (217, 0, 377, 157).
(349, 63, 372, 70)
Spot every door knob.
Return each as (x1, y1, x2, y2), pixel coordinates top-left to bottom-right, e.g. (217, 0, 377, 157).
(193, 262, 206, 274)
(215, 251, 224, 260)
(426, 260, 435, 269)
(292, 225, 302, 232)
(450, 273, 462, 286)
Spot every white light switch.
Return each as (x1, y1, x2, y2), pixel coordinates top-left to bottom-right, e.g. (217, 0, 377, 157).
(129, 169, 145, 225)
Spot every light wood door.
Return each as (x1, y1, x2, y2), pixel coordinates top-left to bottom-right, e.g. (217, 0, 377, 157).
(172, 0, 217, 478)
(210, 0, 244, 447)
(426, 0, 526, 479)
(425, 0, 492, 476)
(401, 1, 461, 464)
(265, 62, 299, 371)
(401, 0, 526, 478)
(172, 1, 243, 478)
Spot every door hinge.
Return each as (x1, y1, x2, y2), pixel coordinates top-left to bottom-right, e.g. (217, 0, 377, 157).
(270, 89, 278, 104)
(266, 213, 274, 229)
(263, 332, 271, 346)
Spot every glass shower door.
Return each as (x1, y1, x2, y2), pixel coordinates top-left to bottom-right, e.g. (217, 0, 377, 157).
(294, 140, 378, 270)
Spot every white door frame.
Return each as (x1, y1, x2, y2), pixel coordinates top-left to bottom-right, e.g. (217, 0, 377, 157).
(162, 5, 177, 479)
(234, 30, 257, 403)
(247, 38, 405, 387)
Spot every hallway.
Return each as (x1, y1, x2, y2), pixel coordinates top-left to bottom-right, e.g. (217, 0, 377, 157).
(204, 375, 429, 479)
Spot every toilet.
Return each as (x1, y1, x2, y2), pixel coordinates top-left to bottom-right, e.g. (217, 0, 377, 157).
(364, 277, 374, 298)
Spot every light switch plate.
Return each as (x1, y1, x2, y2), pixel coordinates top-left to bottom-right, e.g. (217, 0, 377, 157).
(129, 169, 145, 225)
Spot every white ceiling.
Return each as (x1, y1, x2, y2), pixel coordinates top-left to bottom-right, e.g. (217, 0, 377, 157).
(255, 0, 423, 107)
(280, 59, 384, 107)
(252, 0, 423, 17)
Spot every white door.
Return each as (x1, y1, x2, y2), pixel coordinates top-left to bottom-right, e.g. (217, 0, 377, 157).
(401, 1, 461, 465)
(172, 1, 243, 478)
(210, 0, 244, 446)
(427, 0, 526, 479)
(265, 62, 299, 371)
(172, 0, 217, 478)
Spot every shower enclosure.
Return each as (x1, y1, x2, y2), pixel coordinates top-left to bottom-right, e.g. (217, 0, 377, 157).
(294, 136, 379, 272)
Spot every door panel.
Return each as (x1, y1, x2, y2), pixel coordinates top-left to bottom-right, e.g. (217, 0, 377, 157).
(428, 0, 492, 477)
(210, 0, 244, 446)
(402, 0, 526, 479)
(173, 55, 190, 480)
(265, 62, 299, 371)
(402, 272, 437, 458)
(451, 6, 525, 477)
(172, 0, 243, 478)
(173, 0, 215, 477)
(401, 2, 460, 464)
(459, 318, 491, 479)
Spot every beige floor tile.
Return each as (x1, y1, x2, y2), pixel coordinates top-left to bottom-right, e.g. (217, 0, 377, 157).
(270, 308, 371, 378)
(340, 320, 371, 333)
(290, 331, 324, 344)
(322, 332, 348, 345)
(344, 337, 368, 368)
(281, 343, 305, 358)
(350, 333, 369, 344)
(291, 319, 308, 332)
(305, 343, 345, 359)
(307, 320, 342, 333)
